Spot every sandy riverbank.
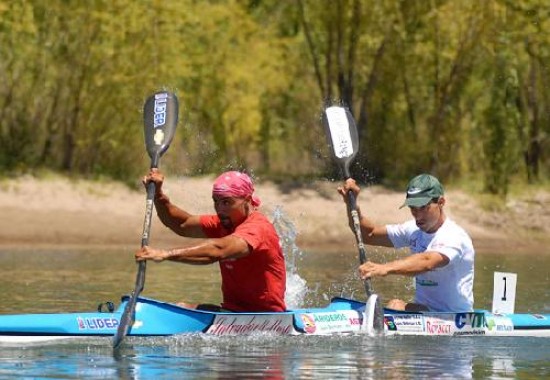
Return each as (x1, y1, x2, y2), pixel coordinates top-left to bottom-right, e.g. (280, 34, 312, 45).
(0, 175, 549, 254)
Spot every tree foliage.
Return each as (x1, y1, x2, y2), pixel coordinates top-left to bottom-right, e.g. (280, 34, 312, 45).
(0, 0, 548, 194)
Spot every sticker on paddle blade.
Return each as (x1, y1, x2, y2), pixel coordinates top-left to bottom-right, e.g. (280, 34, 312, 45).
(143, 91, 179, 160)
(325, 106, 354, 159)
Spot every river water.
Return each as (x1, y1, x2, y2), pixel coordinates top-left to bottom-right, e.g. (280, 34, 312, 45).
(0, 217, 549, 378)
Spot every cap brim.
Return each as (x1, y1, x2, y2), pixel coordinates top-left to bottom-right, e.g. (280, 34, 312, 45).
(399, 197, 432, 209)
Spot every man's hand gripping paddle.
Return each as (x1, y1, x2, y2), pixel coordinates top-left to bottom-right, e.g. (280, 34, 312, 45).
(322, 105, 384, 333)
(113, 91, 179, 350)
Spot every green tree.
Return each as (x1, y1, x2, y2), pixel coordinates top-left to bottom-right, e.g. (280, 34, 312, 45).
(0, 0, 548, 190)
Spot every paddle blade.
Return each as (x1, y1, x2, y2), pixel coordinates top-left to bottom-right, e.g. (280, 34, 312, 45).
(363, 294, 385, 334)
(143, 91, 179, 166)
(322, 106, 359, 178)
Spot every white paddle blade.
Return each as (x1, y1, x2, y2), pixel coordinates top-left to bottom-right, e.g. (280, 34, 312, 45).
(362, 293, 379, 335)
(325, 106, 354, 159)
(492, 272, 517, 314)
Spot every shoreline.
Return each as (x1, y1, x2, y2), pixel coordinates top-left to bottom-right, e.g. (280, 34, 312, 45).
(1, 176, 549, 255)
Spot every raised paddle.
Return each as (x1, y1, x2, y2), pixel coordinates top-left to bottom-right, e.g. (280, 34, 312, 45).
(322, 105, 384, 333)
(113, 91, 179, 349)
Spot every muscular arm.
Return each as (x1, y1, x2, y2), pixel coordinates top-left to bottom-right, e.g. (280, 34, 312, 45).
(136, 235, 251, 265)
(154, 192, 205, 238)
(356, 207, 393, 247)
(144, 168, 205, 238)
(359, 251, 450, 279)
(338, 178, 393, 247)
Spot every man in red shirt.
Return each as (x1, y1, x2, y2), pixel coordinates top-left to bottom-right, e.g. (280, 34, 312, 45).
(135, 169, 287, 312)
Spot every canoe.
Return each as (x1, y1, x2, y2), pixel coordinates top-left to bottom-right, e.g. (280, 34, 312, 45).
(0, 294, 549, 344)
(1, 271, 547, 343)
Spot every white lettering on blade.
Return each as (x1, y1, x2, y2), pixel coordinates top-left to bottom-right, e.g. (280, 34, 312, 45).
(153, 93, 168, 128)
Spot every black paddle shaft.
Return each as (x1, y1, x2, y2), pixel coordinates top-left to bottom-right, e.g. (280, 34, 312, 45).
(113, 91, 179, 350)
(346, 190, 376, 296)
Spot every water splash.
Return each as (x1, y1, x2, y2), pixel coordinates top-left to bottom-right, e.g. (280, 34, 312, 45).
(271, 206, 308, 309)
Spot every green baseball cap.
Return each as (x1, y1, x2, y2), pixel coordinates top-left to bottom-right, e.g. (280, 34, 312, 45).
(400, 174, 444, 208)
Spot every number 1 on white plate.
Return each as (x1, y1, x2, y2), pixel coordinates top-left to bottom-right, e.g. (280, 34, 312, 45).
(492, 272, 517, 314)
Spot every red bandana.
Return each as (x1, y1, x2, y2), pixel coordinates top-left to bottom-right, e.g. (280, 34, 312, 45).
(212, 171, 261, 207)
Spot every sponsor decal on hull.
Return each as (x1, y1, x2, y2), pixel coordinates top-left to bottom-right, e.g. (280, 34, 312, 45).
(206, 315, 295, 336)
(300, 314, 316, 334)
(453, 312, 486, 336)
(425, 316, 454, 335)
(298, 311, 362, 334)
(77, 316, 119, 330)
(412, 312, 487, 336)
(486, 315, 514, 332)
(384, 314, 424, 333)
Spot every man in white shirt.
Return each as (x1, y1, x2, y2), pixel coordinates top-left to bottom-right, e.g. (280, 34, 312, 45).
(338, 174, 475, 312)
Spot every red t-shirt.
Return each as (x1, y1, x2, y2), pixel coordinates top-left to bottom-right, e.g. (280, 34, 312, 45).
(199, 212, 287, 312)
